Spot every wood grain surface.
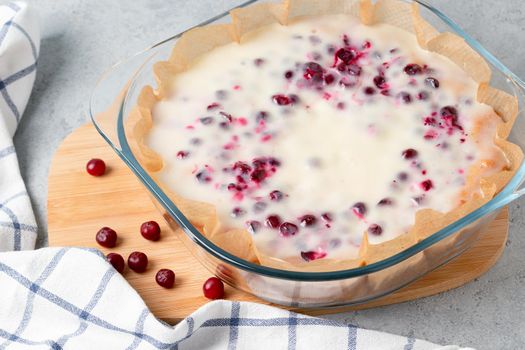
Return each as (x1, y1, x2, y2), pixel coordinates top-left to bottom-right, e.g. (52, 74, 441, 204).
(48, 121, 509, 323)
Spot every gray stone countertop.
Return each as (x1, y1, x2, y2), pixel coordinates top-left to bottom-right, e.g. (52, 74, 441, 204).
(14, 1, 525, 349)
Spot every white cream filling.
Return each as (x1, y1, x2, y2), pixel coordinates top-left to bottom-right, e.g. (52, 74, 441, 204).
(148, 15, 501, 261)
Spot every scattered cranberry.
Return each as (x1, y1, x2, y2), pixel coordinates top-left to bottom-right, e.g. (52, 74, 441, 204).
(231, 207, 246, 218)
(321, 212, 333, 222)
(420, 180, 434, 191)
(207, 102, 221, 111)
(203, 277, 224, 299)
(301, 251, 327, 262)
(140, 221, 161, 241)
(336, 48, 355, 63)
(377, 198, 393, 206)
(86, 158, 106, 177)
(279, 222, 299, 237)
(373, 76, 387, 89)
(417, 91, 429, 100)
(106, 253, 125, 273)
(363, 87, 376, 95)
(196, 169, 212, 183)
(265, 215, 281, 229)
(96, 227, 117, 248)
(256, 111, 269, 123)
(128, 251, 148, 272)
(269, 190, 284, 201)
(368, 224, 383, 235)
(246, 220, 261, 234)
(299, 215, 317, 227)
(398, 92, 412, 104)
(324, 74, 335, 85)
(272, 94, 294, 106)
(404, 63, 422, 75)
(177, 151, 189, 159)
(352, 202, 367, 216)
(303, 61, 324, 81)
(156, 269, 175, 289)
(425, 77, 440, 88)
(347, 64, 362, 76)
(440, 106, 458, 117)
(284, 70, 294, 79)
(402, 148, 418, 159)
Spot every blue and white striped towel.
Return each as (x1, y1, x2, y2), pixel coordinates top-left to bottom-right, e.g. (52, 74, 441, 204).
(0, 3, 473, 349)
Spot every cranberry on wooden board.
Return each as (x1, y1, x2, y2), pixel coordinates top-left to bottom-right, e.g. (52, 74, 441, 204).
(203, 277, 225, 300)
(128, 251, 148, 272)
(106, 253, 125, 273)
(140, 221, 161, 241)
(156, 269, 175, 289)
(86, 158, 106, 176)
(95, 227, 117, 248)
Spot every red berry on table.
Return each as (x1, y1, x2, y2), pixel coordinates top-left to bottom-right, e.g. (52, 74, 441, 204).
(155, 269, 175, 288)
(106, 253, 125, 273)
(140, 221, 161, 241)
(128, 251, 148, 272)
(95, 227, 117, 248)
(86, 158, 106, 176)
(203, 277, 224, 300)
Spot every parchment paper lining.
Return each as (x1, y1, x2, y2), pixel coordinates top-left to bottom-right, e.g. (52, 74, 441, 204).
(133, 0, 522, 272)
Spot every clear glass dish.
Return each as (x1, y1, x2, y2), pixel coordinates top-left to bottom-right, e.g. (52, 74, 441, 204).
(89, 0, 525, 307)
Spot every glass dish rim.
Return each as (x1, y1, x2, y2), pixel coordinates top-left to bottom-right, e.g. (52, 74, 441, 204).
(90, 0, 525, 282)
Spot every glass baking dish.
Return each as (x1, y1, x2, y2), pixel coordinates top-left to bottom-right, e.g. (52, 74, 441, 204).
(89, 0, 525, 307)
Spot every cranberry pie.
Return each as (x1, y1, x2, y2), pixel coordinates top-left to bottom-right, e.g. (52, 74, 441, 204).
(134, 0, 522, 271)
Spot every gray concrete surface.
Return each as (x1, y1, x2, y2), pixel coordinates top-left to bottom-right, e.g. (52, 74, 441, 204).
(13, 0, 525, 348)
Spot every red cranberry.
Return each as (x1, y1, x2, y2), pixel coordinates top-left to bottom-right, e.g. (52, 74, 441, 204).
(336, 48, 355, 63)
(404, 63, 423, 75)
(373, 76, 387, 89)
(420, 180, 434, 191)
(284, 70, 294, 79)
(347, 64, 362, 76)
(207, 102, 221, 111)
(196, 170, 212, 183)
(303, 61, 324, 80)
(368, 224, 383, 235)
(177, 150, 189, 159)
(155, 269, 175, 288)
(140, 221, 161, 241)
(128, 251, 148, 272)
(321, 212, 333, 222)
(279, 222, 298, 237)
(377, 198, 393, 206)
(440, 106, 458, 117)
(324, 74, 335, 85)
(203, 277, 224, 299)
(106, 253, 125, 273)
(299, 215, 317, 227)
(402, 148, 418, 159)
(86, 158, 106, 177)
(269, 190, 284, 201)
(96, 227, 117, 248)
(219, 111, 233, 123)
(417, 91, 429, 100)
(272, 94, 294, 106)
(425, 77, 440, 88)
(265, 215, 281, 229)
(301, 251, 327, 262)
(398, 92, 412, 104)
(363, 87, 376, 95)
(231, 207, 246, 218)
(352, 202, 367, 216)
(250, 169, 267, 182)
(246, 220, 261, 234)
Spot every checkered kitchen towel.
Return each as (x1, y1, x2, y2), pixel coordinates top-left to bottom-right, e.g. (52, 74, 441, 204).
(0, 3, 473, 349)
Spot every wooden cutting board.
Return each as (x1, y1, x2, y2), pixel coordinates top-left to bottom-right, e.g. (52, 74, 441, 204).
(48, 121, 509, 324)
